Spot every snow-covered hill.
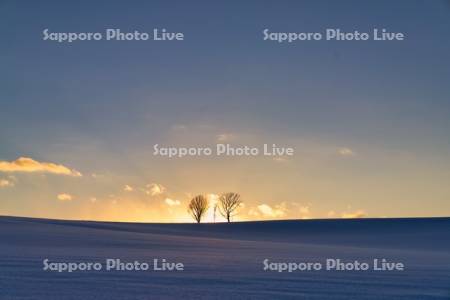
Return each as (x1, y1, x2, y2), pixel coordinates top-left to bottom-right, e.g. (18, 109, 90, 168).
(0, 216, 449, 299)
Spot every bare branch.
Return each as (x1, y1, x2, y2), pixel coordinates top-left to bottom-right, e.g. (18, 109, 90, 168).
(188, 195, 209, 223)
(219, 192, 242, 223)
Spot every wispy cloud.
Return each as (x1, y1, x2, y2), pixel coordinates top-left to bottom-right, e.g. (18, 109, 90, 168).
(256, 203, 287, 218)
(145, 183, 166, 196)
(341, 209, 367, 218)
(171, 124, 187, 131)
(216, 133, 235, 142)
(337, 147, 356, 157)
(164, 198, 181, 206)
(207, 193, 219, 204)
(0, 178, 14, 188)
(0, 157, 81, 176)
(123, 185, 134, 192)
(298, 206, 310, 215)
(91, 173, 105, 179)
(327, 208, 367, 219)
(57, 193, 73, 201)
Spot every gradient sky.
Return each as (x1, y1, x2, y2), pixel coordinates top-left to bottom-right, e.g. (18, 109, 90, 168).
(1, 0, 450, 222)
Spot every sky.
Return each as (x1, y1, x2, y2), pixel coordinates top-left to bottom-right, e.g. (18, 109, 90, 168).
(0, 0, 450, 222)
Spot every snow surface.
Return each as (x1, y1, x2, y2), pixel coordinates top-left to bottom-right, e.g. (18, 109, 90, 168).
(0, 216, 449, 299)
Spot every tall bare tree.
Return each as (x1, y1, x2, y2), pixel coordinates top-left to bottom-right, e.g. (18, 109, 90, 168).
(188, 195, 209, 223)
(219, 192, 242, 223)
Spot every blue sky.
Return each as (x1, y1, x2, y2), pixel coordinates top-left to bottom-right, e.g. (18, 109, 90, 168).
(0, 0, 449, 221)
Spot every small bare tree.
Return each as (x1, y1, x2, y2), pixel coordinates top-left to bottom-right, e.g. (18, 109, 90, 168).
(188, 195, 209, 223)
(219, 192, 242, 223)
(213, 204, 218, 223)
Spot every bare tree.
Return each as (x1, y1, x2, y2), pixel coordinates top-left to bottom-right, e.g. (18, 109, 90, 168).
(213, 204, 218, 223)
(188, 195, 209, 223)
(219, 192, 242, 223)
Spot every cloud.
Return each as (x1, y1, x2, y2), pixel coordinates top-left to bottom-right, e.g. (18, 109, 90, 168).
(337, 147, 356, 157)
(248, 207, 260, 217)
(216, 133, 235, 142)
(0, 157, 81, 176)
(299, 205, 310, 215)
(57, 193, 73, 201)
(171, 124, 187, 131)
(124, 185, 134, 192)
(207, 193, 219, 205)
(257, 203, 287, 218)
(91, 173, 105, 179)
(145, 183, 166, 196)
(164, 198, 181, 206)
(0, 178, 14, 188)
(341, 210, 367, 218)
(290, 202, 311, 219)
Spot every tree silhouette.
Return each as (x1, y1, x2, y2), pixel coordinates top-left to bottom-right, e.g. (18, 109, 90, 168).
(219, 192, 242, 223)
(188, 195, 209, 223)
(213, 204, 218, 223)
